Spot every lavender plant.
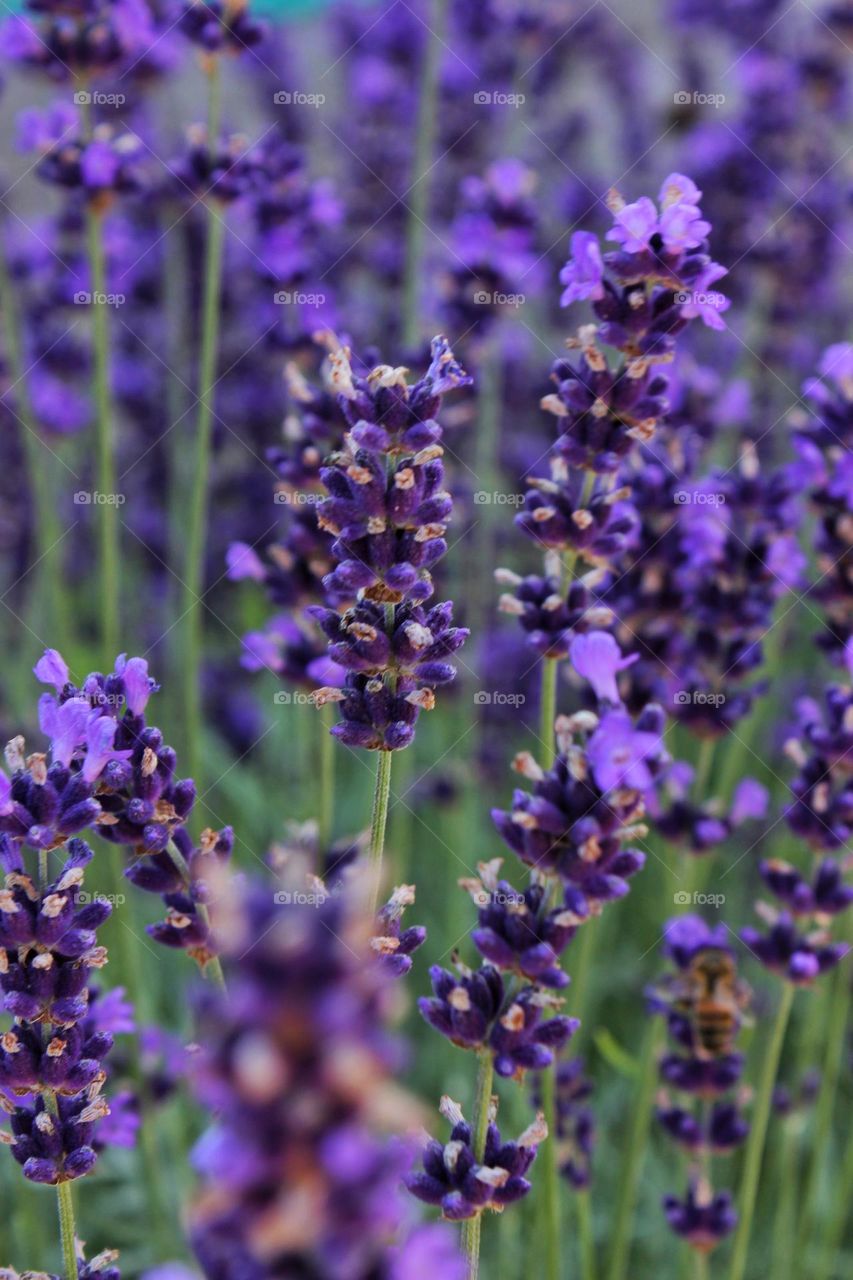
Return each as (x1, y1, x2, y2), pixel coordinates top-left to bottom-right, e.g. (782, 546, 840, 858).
(0, 2, 850, 1277)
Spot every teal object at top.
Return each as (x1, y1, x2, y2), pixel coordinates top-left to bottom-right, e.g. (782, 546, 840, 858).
(253, 0, 332, 12)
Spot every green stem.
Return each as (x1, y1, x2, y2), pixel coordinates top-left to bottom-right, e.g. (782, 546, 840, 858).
(470, 346, 502, 645)
(539, 657, 559, 769)
(795, 963, 848, 1253)
(181, 196, 227, 790)
(367, 749, 393, 913)
(692, 1249, 710, 1280)
(0, 249, 67, 641)
(85, 204, 119, 662)
(605, 1019, 662, 1280)
(770, 1123, 797, 1280)
(540, 1055, 562, 1280)
(55, 1178, 78, 1280)
(44, 1093, 78, 1280)
(460, 1049, 494, 1280)
(401, 0, 447, 348)
(318, 702, 335, 851)
(814, 1084, 853, 1280)
(728, 982, 795, 1280)
(578, 1188, 596, 1280)
(693, 736, 716, 801)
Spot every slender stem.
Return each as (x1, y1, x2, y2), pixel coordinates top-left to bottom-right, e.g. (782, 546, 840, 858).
(692, 1250, 709, 1280)
(540, 1054, 562, 1280)
(539, 657, 560, 769)
(605, 1018, 662, 1280)
(770, 1123, 797, 1280)
(367, 749, 393, 913)
(85, 204, 119, 661)
(0, 249, 68, 641)
(55, 1178, 78, 1280)
(693, 736, 716, 801)
(814, 1081, 853, 1280)
(205, 55, 222, 143)
(728, 982, 795, 1280)
(401, 0, 447, 348)
(181, 197, 227, 790)
(179, 54, 225, 792)
(318, 702, 335, 851)
(795, 962, 848, 1253)
(470, 345, 502, 646)
(44, 1093, 78, 1280)
(460, 1049, 494, 1280)
(578, 1189, 596, 1280)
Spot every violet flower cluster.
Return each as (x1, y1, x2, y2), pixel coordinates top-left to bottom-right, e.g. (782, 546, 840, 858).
(307, 337, 472, 751)
(189, 873, 463, 1279)
(0, 650, 231, 971)
(0, 836, 121, 1185)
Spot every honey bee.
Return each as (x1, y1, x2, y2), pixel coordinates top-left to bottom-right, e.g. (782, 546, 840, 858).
(669, 948, 750, 1058)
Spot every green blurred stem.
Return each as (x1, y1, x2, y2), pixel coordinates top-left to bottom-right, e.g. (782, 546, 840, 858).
(165, 838, 226, 991)
(728, 982, 795, 1280)
(796, 962, 849, 1253)
(770, 1123, 797, 1280)
(578, 1188, 596, 1280)
(605, 1019, 661, 1280)
(181, 194, 226, 789)
(401, 0, 447, 347)
(470, 347, 501, 644)
(85, 204, 120, 662)
(693, 736, 716, 800)
(460, 1049, 494, 1280)
(44, 1095, 78, 1280)
(540, 1056, 562, 1280)
(367, 749, 393, 913)
(692, 1250, 709, 1280)
(0, 250, 68, 640)
(814, 1085, 853, 1280)
(318, 703, 335, 850)
(55, 1178, 78, 1280)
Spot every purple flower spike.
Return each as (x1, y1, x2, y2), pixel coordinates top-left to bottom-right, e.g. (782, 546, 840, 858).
(663, 1184, 737, 1252)
(741, 913, 849, 984)
(405, 1096, 547, 1220)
